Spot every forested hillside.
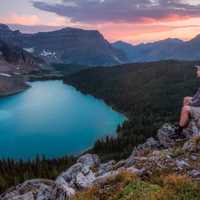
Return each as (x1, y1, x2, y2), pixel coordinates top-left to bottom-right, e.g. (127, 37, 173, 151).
(65, 60, 200, 160)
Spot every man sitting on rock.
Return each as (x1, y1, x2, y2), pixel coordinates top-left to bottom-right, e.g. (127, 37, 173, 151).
(175, 65, 200, 137)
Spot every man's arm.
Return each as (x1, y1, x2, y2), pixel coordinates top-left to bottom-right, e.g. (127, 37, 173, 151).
(184, 96, 192, 105)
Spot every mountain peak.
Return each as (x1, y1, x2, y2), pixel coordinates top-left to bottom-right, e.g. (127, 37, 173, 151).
(113, 40, 134, 46)
(190, 33, 200, 42)
(112, 40, 135, 49)
(56, 27, 99, 34)
(0, 24, 11, 31)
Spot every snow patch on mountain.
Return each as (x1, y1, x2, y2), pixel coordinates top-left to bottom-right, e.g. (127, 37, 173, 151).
(40, 50, 57, 58)
(23, 48, 34, 53)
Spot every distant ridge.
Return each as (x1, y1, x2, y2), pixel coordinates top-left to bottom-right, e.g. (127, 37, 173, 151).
(1, 23, 200, 65)
(0, 24, 127, 66)
(112, 35, 200, 62)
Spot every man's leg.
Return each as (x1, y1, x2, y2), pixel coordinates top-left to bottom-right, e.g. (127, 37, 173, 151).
(175, 105, 190, 135)
(179, 106, 190, 128)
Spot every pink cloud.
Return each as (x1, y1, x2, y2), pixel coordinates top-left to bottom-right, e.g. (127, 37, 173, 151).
(0, 13, 40, 25)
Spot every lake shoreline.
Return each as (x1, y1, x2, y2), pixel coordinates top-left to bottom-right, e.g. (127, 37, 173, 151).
(0, 80, 125, 160)
(0, 72, 64, 98)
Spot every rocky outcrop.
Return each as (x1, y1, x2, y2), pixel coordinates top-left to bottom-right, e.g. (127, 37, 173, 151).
(0, 179, 54, 200)
(0, 39, 43, 74)
(2, 121, 200, 199)
(0, 76, 29, 97)
(0, 39, 44, 96)
(157, 123, 177, 148)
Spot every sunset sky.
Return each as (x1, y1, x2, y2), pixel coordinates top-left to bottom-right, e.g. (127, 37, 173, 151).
(1, 0, 200, 44)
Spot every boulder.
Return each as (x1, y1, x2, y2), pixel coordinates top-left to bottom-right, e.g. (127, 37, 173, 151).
(96, 160, 116, 176)
(77, 153, 100, 168)
(189, 170, 200, 178)
(124, 137, 159, 167)
(75, 171, 96, 189)
(0, 179, 54, 200)
(51, 181, 75, 200)
(55, 154, 98, 195)
(175, 159, 190, 170)
(56, 163, 83, 186)
(157, 123, 176, 148)
(12, 192, 34, 200)
(126, 166, 145, 176)
(113, 159, 126, 169)
(94, 168, 125, 185)
(36, 184, 52, 200)
(182, 136, 200, 153)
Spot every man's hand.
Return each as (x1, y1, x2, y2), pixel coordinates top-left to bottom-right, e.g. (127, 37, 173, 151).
(183, 96, 192, 106)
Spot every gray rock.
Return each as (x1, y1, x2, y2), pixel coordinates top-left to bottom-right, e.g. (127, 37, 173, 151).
(56, 163, 83, 184)
(81, 165, 91, 175)
(94, 168, 124, 185)
(36, 184, 52, 200)
(124, 137, 159, 167)
(1, 192, 34, 200)
(77, 154, 100, 168)
(145, 137, 160, 148)
(183, 139, 195, 152)
(190, 154, 198, 161)
(183, 120, 200, 138)
(136, 137, 160, 153)
(189, 170, 200, 178)
(96, 160, 116, 176)
(124, 154, 136, 168)
(12, 192, 34, 200)
(55, 154, 98, 194)
(51, 181, 75, 200)
(113, 160, 126, 169)
(182, 136, 200, 153)
(176, 159, 190, 169)
(157, 123, 176, 148)
(75, 171, 96, 189)
(126, 166, 145, 176)
(0, 179, 54, 200)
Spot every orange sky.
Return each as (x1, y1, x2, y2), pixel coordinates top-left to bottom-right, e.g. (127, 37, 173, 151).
(2, 15, 200, 45)
(100, 17, 200, 44)
(1, 0, 200, 45)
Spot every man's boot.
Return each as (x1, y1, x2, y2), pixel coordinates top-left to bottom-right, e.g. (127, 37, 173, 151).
(174, 124, 186, 139)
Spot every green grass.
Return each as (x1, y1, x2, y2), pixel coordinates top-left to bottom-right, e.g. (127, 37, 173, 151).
(71, 172, 200, 200)
(116, 180, 161, 200)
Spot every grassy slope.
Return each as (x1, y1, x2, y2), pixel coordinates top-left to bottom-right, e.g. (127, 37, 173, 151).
(72, 171, 200, 200)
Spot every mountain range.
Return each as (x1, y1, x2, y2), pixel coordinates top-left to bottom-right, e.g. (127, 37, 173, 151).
(112, 35, 200, 62)
(0, 24, 126, 66)
(1, 23, 200, 67)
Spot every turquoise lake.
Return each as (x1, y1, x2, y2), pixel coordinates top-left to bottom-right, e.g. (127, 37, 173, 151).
(0, 81, 125, 159)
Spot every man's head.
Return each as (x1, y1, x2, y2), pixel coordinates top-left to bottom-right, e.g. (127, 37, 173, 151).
(194, 65, 200, 78)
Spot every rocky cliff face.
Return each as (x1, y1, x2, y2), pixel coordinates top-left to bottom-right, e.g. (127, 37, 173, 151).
(0, 39, 43, 74)
(2, 119, 200, 200)
(0, 24, 127, 66)
(0, 76, 29, 96)
(0, 39, 47, 96)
